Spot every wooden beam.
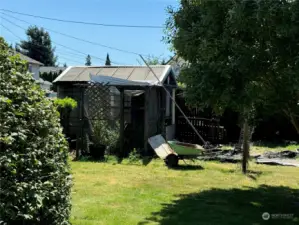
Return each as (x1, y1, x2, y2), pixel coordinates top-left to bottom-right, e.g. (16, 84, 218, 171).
(119, 88, 125, 157)
(172, 88, 176, 125)
(144, 88, 150, 154)
(76, 86, 84, 160)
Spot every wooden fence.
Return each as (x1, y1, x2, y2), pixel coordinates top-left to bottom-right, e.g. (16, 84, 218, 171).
(176, 116, 226, 144)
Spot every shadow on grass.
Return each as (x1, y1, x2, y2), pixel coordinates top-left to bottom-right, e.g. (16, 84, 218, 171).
(172, 164, 204, 171)
(142, 156, 153, 166)
(139, 185, 299, 225)
(223, 169, 264, 180)
(245, 171, 264, 181)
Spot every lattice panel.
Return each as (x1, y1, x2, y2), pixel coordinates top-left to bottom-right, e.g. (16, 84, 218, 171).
(84, 83, 114, 120)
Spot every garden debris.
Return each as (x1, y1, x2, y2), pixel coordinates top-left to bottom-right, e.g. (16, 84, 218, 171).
(197, 150, 242, 163)
(255, 150, 299, 167)
(197, 149, 299, 167)
(256, 158, 299, 167)
(261, 150, 298, 159)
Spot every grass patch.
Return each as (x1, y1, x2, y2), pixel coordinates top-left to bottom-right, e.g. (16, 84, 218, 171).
(71, 155, 299, 225)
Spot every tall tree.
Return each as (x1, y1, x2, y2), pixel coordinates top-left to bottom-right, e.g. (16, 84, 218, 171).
(105, 53, 111, 66)
(85, 54, 91, 66)
(140, 55, 166, 65)
(63, 62, 67, 67)
(19, 26, 57, 66)
(166, 0, 299, 173)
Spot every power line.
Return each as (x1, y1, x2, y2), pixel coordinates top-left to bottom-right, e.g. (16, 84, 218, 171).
(1, 12, 148, 57)
(0, 9, 164, 29)
(0, 22, 23, 40)
(0, 16, 126, 65)
(0, 23, 81, 65)
(58, 55, 83, 65)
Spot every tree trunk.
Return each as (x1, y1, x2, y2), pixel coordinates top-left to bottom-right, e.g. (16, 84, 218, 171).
(290, 113, 299, 135)
(242, 119, 250, 174)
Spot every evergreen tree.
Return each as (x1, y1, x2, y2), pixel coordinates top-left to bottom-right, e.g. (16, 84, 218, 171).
(85, 54, 91, 66)
(63, 62, 67, 67)
(105, 53, 111, 66)
(18, 26, 57, 66)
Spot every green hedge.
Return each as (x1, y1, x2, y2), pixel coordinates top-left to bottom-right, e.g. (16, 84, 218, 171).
(0, 38, 72, 224)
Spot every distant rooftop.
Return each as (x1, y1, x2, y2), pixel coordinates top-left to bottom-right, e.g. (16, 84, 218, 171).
(13, 51, 44, 66)
(40, 66, 66, 74)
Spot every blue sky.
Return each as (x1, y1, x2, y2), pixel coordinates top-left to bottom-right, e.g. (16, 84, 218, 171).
(0, 0, 179, 66)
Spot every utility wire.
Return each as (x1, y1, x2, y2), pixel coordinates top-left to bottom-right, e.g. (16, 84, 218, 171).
(58, 55, 83, 64)
(1, 23, 83, 65)
(0, 16, 126, 65)
(0, 9, 164, 29)
(1, 12, 148, 57)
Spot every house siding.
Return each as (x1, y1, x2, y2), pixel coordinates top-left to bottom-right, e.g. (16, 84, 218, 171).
(29, 63, 40, 80)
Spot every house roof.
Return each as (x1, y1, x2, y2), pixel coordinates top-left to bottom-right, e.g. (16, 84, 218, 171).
(40, 66, 66, 74)
(53, 65, 176, 86)
(14, 51, 44, 66)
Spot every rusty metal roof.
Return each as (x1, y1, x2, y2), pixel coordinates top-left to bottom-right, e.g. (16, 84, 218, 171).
(53, 65, 174, 85)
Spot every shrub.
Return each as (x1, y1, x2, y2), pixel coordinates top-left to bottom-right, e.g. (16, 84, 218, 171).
(92, 120, 120, 155)
(128, 148, 141, 163)
(54, 97, 77, 138)
(53, 97, 77, 110)
(0, 38, 72, 224)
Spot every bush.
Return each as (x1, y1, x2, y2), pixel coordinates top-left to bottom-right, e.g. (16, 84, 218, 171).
(91, 120, 120, 156)
(128, 148, 141, 163)
(0, 38, 72, 224)
(54, 97, 77, 110)
(54, 97, 77, 138)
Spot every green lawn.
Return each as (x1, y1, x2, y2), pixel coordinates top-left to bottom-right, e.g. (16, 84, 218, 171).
(70, 153, 299, 225)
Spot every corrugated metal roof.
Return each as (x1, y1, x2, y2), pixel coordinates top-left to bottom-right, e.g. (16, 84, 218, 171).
(90, 75, 157, 87)
(53, 66, 173, 85)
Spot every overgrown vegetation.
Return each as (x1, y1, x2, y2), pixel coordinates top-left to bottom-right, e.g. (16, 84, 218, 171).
(128, 148, 141, 163)
(54, 97, 77, 110)
(91, 120, 120, 157)
(0, 38, 72, 224)
(54, 97, 77, 138)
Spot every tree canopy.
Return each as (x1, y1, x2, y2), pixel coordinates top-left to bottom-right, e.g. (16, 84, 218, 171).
(105, 53, 111, 66)
(166, 0, 299, 124)
(166, 0, 299, 172)
(143, 55, 166, 65)
(18, 26, 57, 66)
(85, 54, 92, 66)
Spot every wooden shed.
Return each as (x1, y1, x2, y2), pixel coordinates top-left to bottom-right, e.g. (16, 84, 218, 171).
(53, 65, 178, 155)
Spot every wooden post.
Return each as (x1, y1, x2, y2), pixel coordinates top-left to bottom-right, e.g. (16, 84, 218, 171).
(172, 88, 176, 125)
(144, 88, 149, 155)
(242, 119, 249, 174)
(76, 86, 84, 160)
(119, 88, 125, 157)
